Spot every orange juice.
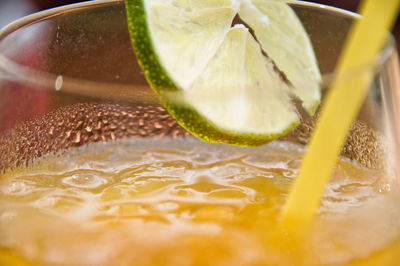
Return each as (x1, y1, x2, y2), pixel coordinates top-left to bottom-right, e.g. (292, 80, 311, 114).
(1, 137, 399, 265)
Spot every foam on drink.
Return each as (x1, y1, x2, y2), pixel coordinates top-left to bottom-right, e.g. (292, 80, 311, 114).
(0, 138, 399, 265)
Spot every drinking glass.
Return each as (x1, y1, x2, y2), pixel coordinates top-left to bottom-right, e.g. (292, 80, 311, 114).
(0, 0, 399, 265)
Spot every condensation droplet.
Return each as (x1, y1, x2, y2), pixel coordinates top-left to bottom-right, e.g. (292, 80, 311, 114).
(55, 75, 63, 91)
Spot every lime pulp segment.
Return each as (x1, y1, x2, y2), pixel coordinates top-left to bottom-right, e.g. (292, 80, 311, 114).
(126, 0, 321, 146)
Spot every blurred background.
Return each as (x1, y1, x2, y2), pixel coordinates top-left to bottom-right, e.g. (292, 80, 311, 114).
(0, 0, 383, 27)
(0, 0, 398, 48)
(0, 0, 363, 28)
(0, 0, 398, 52)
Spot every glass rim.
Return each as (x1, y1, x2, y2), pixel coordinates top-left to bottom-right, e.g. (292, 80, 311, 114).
(0, 0, 396, 101)
(0, 0, 359, 39)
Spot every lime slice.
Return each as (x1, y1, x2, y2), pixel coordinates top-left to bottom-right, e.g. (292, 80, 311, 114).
(239, 0, 321, 114)
(126, 0, 321, 146)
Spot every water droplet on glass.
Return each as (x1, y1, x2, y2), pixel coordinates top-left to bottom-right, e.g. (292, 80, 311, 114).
(55, 75, 63, 91)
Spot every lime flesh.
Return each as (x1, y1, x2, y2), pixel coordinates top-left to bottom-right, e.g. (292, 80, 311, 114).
(126, 0, 321, 146)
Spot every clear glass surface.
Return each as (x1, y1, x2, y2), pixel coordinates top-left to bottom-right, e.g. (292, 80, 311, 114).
(0, 0, 399, 265)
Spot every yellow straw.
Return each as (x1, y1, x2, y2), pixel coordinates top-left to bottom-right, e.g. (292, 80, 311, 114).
(282, 0, 400, 228)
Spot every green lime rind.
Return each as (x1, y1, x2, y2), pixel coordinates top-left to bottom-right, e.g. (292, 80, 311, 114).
(162, 95, 299, 147)
(125, 0, 298, 147)
(125, 0, 176, 93)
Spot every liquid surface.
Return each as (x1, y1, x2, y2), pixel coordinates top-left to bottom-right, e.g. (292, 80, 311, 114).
(0, 138, 399, 265)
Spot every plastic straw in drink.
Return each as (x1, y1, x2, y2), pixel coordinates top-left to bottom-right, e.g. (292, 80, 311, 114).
(282, 0, 400, 228)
